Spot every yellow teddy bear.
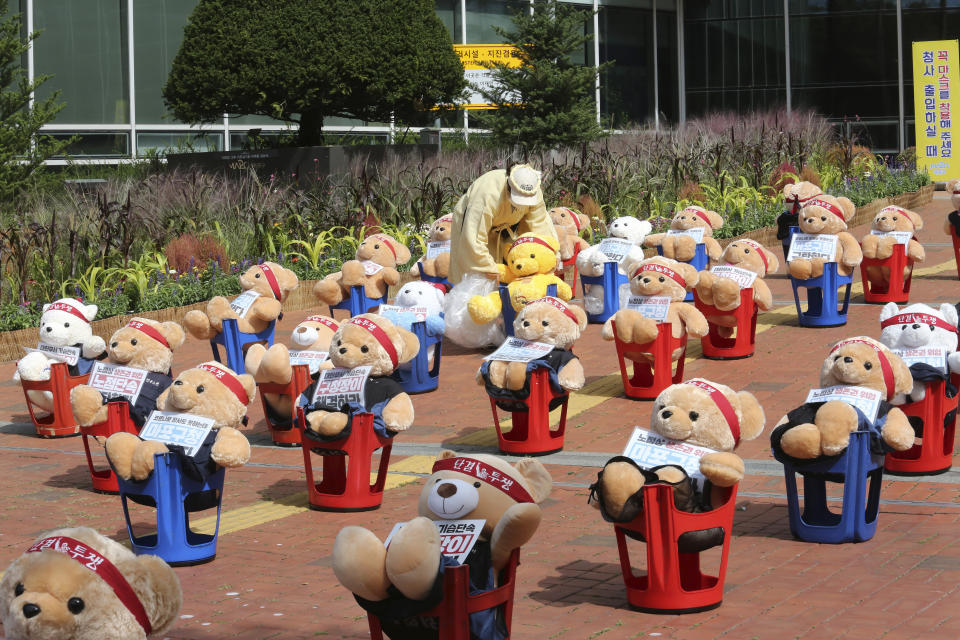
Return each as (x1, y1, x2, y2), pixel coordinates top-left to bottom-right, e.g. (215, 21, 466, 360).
(468, 233, 572, 325)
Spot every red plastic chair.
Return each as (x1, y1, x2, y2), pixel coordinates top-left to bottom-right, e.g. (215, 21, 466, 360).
(367, 549, 520, 640)
(612, 322, 687, 400)
(20, 362, 88, 437)
(693, 289, 758, 360)
(296, 408, 394, 512)
(614, 483, 737, 614)
(951, 225, 960, 280)
(258, 364, 312, 446)
(859, 243, 914, 304)
(79, 401, 140, 493)
(556, 245, 581, 293)
(489, 368, 568, 456)
(885, 373, 960, 476)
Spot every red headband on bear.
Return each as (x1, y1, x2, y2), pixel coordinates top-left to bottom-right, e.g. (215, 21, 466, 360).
(828, 339, 896, 402)
(27, 536, 152, 635)
(432, 456, 534, 504)
(511, 236, 555, 253)
(258, 263, 283, 301)
(46, 301, 90, 324)
(880, 312, 957, 333)
(735, 239, 769, 272)
(789, 191, 821, 214)
(681, 207, 712, 226)
(558, 207, 582, 232)
(368, 234, 397, 260)
(305, 315, 341, 332)
(198, 363, 250, 406)
(528, 296, 579, 325)
(684, 379, 741, 446)
(807, 198, 846, 222)
(347, 316, 398, 369)
(125, 320, 170, 349)
(633, 262, 687, 289)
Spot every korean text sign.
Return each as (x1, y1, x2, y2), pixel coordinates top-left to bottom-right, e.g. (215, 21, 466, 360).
(913, 40, 959, 180)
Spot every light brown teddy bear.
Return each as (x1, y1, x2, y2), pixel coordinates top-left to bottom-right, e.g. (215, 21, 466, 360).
(410, 215, 452, 281)
(694, 238, 780, 332)
(782, 181, 823, 215)
(69, 318, 186, 429)
(770, 336, 915, 460)
(332, 450, 551, 627)
(0, 526, 181, 639)
(644, 205, 724, 263)
(601, 256, 708, 361)
(183, 262, 299, 340)
(786, 194, 862, 279)
(860, 205, 925, 292)
(314, 233, 412, 305)
(300, 314, 418, 439)
(549, 206, 591, 261)
(104, 361, 254, 482)
(591, 378, 765, 521)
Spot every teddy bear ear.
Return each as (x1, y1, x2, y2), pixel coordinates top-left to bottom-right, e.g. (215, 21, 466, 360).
(879, 301, 900, 323)
(513, 457, 552, 503)
(115, 554, 182, 635)
(836, 197, 856, 223)
(237, 373, 257, 404)
(676, 262, 700, 289)
(706, 210, 724, 229)
(569, 304, 588, 331)
(392, 239, 412, 265)
(159, 322, 186, 350)
(81, 303, 98, 321)
(637, 219, 653, 236)
(279, 265, 300, 291)
(782, 183, 796, 199)
(395, 326, 421, 364)
(576, 213, 590, 232)
(758, 247, 779, 274)
(940, 303, 959, 327)
(436, 449, 457, 462)
(907, 210, 924, 230)
(735, 391, 766, 442)
(622, 257, 643, 280)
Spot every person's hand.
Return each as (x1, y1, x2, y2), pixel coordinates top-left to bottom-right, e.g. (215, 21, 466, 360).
(483, 271, 500, 282)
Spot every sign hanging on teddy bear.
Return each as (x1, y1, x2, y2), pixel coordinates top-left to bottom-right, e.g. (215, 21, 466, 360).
(787, 233, 838, 261)
(378, 305, 430, 322)
(869, 230, 913, 245)
(23, 343, 81, 366)
(625, 295, 671, 322)
(311, 365, 372, 409)
(288, 350, 328, 373)
(894, 346, 950, 374)
(805, 385, 882, 422)
(384, 519, 486, 564)
(229, 290, 261, 317)
(622, 426, 716, 488)
(708, 265, 758, 289)
(426, 241, 451, 259)
(88, 361, 149, 404)
(666, 227, 705, 243)
(598, 238, 633, 263)
(484, 337, 554, 363)
(139, 411, 216, 457)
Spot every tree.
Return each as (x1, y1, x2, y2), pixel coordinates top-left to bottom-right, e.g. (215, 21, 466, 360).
(472, 0, 607, 153)
(164, 0, 466, 146)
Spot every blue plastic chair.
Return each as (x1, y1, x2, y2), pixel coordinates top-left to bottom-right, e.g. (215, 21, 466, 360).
(657, 243, 708, 301)
(117, 452, 226, 565)
(209, 317, 276, 375)
(579, 261, 629, 324)
(418, 262, 452, 291)
(776, 431, 883, 544)
(500, 283, 557, 337)
(391, 320, 442, 393)
(789, 262, 853, 328)
(329, 284, 388, 318)
(781, 225, 799, 264)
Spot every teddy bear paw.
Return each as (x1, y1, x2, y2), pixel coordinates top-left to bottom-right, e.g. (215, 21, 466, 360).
(340, 260, 367, 286)
(787, 259, 813, 280)
(779, 423, 824, 459)
(814, 401, 859, 455)
(467, 294, 500, 325)
(306, 411, 349, 438)
(211, 426, 252, 467)
(505, 361, 528, 391)
(255, 344, 293, 384)
(131, 440, 170, 481)
(881, 415, 916, 452)
(332, 526, 390, 602)
(183, 309, 216, 340)
(385, 516, 442, 601)
(313, 280, 344, 305)
(596, 460, 648, 521)
(69, 385, 108, 427)
(699, 452, 744, 487)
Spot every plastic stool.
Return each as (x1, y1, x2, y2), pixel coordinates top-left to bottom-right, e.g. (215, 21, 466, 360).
(297, 409, 394, 512)
(210, 317, 276, 375)
(258, 364, 313, 446)
(614, 483, 737, 614)
(330, 284, 388, 318)
(79, 401, 140, 493)
(557, 246, 581, 293)
(613, 322, 687, 400)
(367, 549, 520, 640)
(580, 261, 630, 323)
(950, 225, 960, 279)
(790, 262, 853, 328)
(418, 259, 453, 291)
(500, 283, 557, 337)
(489, 368, 568, 456)
(775, 431, 882, 543)
(859, 243, 914, 304)
(657, 243, 708, 301)
(693, 289, 758, 360)
(781, 224, 799, 264)
(118, 452, 225, 565)
(391, 320, 442, 394)
(885, 374, 960, 476)
(20, 362, 88, 437)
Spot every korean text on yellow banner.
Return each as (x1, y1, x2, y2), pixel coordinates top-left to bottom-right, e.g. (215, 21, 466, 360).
(913, 40, 960, 180)
(453, 44, 522, 110)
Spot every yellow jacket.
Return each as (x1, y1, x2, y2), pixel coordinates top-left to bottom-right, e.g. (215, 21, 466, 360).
(448, 169, 558, 284)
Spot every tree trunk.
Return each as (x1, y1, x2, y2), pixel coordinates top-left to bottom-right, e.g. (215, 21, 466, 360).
(297, 110, 325, 146)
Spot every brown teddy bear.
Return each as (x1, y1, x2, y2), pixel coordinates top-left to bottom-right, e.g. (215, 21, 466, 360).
(590, 378, 765, 522)
(778, 181, 823, 239)
(694, 238, 780, 331)
(549, 206, 591, 261)
(183, 262, 299, 340)
(601, 256, 708, 361)
(70, 318, 186, 428)
(104, 361, 254, 482)
(786, 194, 862, 279)
(860, 205, 925, 292)
(770, 336, 915, 460)
(410, 215, 452, 281)
(0, 526, 181, 639)
(643, 206, 724, 263)
(945, 178, 960, 238)
(332, 450, 551, 637)
(314, 233, 412, 305)
(300, 314, 418, 440)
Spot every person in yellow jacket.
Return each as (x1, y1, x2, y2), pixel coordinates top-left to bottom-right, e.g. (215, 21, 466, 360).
(448, 163, 558, 283)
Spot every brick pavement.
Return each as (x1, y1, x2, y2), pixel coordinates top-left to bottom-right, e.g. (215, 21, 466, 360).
(0, 195, 958, 639)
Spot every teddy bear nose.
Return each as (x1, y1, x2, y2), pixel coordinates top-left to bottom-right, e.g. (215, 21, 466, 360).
(660, 409, 673, 419)
(642, 277, 651, 283)
(437, 482, 457, 498)
(22, 603, 40, 618)
(339, 347, 347, 354)
(912, 324, 920, 329)
(843, 356, 853, 363)
(44, 326, 52, 332)
(296, 327, 307, 333)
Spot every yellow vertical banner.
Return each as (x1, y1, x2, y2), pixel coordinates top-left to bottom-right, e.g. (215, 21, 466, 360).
(913, 40, 960, 180)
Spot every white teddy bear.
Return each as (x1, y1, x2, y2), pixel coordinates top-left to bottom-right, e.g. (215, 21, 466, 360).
(15, 298, 106, 416)
(379, 280, 445, 369)
(879, 302, 960, 403)
(576, 216, 654, 315)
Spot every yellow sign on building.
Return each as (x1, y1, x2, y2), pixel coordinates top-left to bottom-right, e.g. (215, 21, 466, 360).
(454, 44, 522, 109)
(913, 40, 960, 180)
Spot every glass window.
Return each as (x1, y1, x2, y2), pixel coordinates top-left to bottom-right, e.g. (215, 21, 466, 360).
(789, 0, 895, 13)
(465, 0, 527, 44)
(435, 0, 462, 42)
(655, 1, 679, 123)
(33, 0, 128, 124)
(789, 13, 897, 86)
(49, 132, 128, 157)
(136, 132, 221, 155)
(133, 0, 196, 124)
(600, 5, 653, 127)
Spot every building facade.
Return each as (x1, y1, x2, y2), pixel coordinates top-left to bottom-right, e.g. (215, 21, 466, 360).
(14, 0, 960, 160)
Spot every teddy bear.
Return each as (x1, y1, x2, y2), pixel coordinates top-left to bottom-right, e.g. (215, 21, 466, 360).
(299, 314, 418, 441)
(104, 361, 254, 482)
(0, 526, 181, 639)
(643, 206, 724, 264)
(549, 206, 591, 261)
(332, 450, 551, 639)
(69, 318, 186, 429)
(576, 216, 654, 316)
(860, 205, 925, 292)
(945, 178, 960, 239)
(16, 298, 107, 416)
(601, 256, 708, 362)
(693, 238, 780, 332)
(770, 336, 915, 461)
(314, 233, 412, 306)
(879, 302, 960, 403)
(478, 296, 587, 408)
(467, 233, 572, 326)
(589, 378, 765, 526)
(777, 181, 823, 241)
(379, 280, 445, 370)
(410, 215, 452, 282)
(183, 261, 299, 340)
(786, 194, 862, 280)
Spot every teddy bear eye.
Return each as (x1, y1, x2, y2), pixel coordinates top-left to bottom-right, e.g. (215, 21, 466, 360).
(174, 380, 183, 386)
(658, 277, 665, 282)
(541, 320, 549, 326)
(744, 248, 750, 253)
(901, 325, 907, 331)
(196, 385, 205, 393)
(473, 482, 481, 488)
(14, 582, 23, 597)
(892, 217, 898, 221)
(64, 322, 70, 327)
(67, 597, 84, 614)
(864, 362, 872, 370)
(529, 253, 535, 259)
(360, 345, 369, 353)
(820, 216, 827, 221)
(374, 244, 380, 250)
(930, 325, 936, 331)
(689, 411, 699, 421)
(255, 273, 261, 278)
(130, 339, 137, 346)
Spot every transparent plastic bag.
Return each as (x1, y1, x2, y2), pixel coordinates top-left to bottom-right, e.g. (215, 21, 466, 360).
(443, 274, 505, 348)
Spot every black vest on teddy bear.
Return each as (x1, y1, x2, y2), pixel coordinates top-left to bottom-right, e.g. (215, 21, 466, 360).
(67, 344, 107, 377)
(101, 371, 173, 427)
(480, 348, 576, 412)
(299, 376, 406, 443)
